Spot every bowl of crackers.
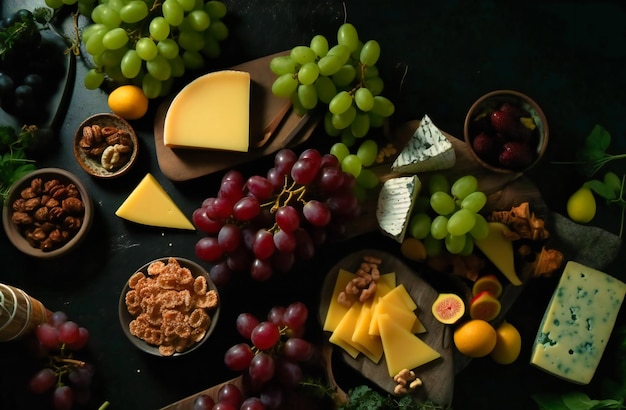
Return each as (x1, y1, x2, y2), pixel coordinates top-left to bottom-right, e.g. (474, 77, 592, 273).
(119, 257, 220, 357)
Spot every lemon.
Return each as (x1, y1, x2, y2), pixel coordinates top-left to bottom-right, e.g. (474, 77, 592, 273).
(490, 321, 522, 364)
(108, 85, 149, 120)
(453, 319, 497, 358)
(566, 186, 596, 223)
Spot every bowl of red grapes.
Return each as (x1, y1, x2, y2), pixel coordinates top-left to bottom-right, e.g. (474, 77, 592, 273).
(464, 90, 549, 173)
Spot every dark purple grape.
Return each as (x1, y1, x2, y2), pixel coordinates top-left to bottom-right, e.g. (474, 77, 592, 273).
(248, 352, 275, 383)
(49, 311, 68, 328)
(217, 223, 242, 253)
(192, 394, 215, 410)
(206, 196, 234, 220)
(276, 358, 303, 388)
(58, 321, 80, 345)
(275, 206, 300, 233)
(213, 402, 237, 410)
(326, 193, 358, 217)
(283, 302, 308, 331)
(68, 363, 94, 388)
(266, 167, 285, 190)
(260, 385, 284, 409)
(250, 258, 273, 281)
(274, 148, 297, 175)
(36, 323, 61, 350)
(316, 167, 345, 193)
(240, 396, 266, 410)
(320, 153, 340, 168)
(217, 383, 243, 407)
(294, 229, 314, 260)
(252, 230, 275, 260)
(233, 196, 261, 221)
(236, 313, 260, 339)
(28, 368, 56, 394)
(226, 246, 253, 273)
(251, 322, 280, 351)
(195, 236, 224, 262)
(210, 261, 233, 285)
(273, 229, 296, 253)
(65, 326, 89, 350)
(266, 306, 285, 326)
(290, 158, 318, 185)
(52, 385, 74, 410)
(283, 337, 313, 362)
(246, 175, 275, 200)
(303, 200, 331, 226)
(192, 208, 223, 234)
(224, 343, 255, 371)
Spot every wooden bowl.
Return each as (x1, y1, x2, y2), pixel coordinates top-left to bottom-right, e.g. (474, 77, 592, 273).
(74, 113, 138, 178)
(464, 90, 548, 173)
(2, 168, 93, 259)
(118, 257, 220, 357)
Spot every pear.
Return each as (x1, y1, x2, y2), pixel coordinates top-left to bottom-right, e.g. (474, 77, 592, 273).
(566, 186, 596, 223)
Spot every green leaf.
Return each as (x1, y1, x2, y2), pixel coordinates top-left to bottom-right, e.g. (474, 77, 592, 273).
(585, 179, 617, 200)
(561, 391, 599, 410)
(532, 393, 571, 410)
(585, 124, 612, 152)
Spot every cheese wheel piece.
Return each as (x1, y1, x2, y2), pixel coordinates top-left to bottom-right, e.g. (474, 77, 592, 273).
(115, 173, 195, 230)
(163, 70, 250, 152)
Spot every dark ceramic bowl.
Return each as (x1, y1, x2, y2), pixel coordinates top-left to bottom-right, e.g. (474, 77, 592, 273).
(2, 168, 93, 259)
(119, 257, 220, 357)
(464, 90, 548, 173)
(74, 113, 138, 178)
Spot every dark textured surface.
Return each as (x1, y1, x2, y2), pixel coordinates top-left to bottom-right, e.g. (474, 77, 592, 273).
(1, 1, 625, 409)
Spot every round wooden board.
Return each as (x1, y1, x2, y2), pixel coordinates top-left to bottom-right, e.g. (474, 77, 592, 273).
(318, 249, 455, 406)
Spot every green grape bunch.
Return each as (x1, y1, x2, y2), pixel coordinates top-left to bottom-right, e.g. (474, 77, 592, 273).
(270, 23, 395, 146)
(45, 0, 230, 99)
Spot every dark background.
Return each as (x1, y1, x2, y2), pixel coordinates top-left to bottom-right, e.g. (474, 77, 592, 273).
(1, 1, 625, 409)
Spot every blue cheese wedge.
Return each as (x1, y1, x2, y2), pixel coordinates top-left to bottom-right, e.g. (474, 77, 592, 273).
(530, 261, 626, 384)
(391, 114, 455, 174)
(376, 175, 421, 242)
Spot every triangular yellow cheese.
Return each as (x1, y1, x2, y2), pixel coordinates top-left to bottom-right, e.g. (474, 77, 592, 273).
(329, 301, 365, 359)
(371, 297, 417, 336)
(378, 313, 440, 377)
(115, 173, 195, 230)
(474, 222, 522, 285)
(323, 269, 356, 332)
(351, 300, 383, 363)
(381, 284, 417, 311)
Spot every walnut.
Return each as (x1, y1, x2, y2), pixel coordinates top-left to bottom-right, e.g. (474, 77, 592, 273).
(11, 212, 33, 225)
(62, 197, 84, 214)
(20, 187, 38, 199)
(63, 216, 82, 231)
(48, 206, 65, 219)
(524, 247, 564, 278)
(12, 198, 26, 212)
(44, 179, 61, 192)
(489, 202, 550, 241)
(29, 178, 43, 194)
(23, 197, 41, 211)
(34, 207, 50, 221)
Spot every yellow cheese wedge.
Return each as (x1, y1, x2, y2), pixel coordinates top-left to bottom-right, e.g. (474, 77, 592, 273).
(371, 297, 417, 335)
(368, 273, 397, 335)
(351, 300, 383, 363)
(163, 70, 250, 152)
(377, 313, 440, 377)
(323, 269, 356, 332)
(381, 284, 417, 311)
(474, 222, 522, 286)
(329, 302, 367, 359)
(115, 173, 195, 230)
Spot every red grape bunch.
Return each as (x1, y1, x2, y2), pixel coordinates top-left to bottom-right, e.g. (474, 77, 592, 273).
(193, 148, 360, 284)
(220, 301, 313, 409)
(27, 311, 95, 410)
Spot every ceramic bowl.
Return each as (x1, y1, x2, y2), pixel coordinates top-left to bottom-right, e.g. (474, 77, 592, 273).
(2, 168, 93, 259)
(119, 257, 220, 357)
(74, 113, 139, 178)
(464, 90, 548, 173)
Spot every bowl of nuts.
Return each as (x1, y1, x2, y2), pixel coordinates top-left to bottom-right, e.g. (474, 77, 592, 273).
(119, 257, 220, 357)
(74, 113, 139, 178)
(2, 168, 93, 258)
(464, 90, 549, 173)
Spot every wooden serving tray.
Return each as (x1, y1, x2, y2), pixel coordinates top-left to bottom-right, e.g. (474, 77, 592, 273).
(154, 52, 320, 181)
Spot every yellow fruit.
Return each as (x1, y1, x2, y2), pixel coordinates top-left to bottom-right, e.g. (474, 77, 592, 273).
(108, 85, 149, 120)
(400, 237, 427, 262)
(490, 321, 522, 364)
(566, 186, 596, 223)
(453, 319, 497, 358)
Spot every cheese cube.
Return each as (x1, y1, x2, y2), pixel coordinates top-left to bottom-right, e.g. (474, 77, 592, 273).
(530, 261, 626, 384)
(163, 70, 250, 152)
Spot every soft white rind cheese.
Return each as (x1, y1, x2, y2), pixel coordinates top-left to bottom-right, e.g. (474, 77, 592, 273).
(391, 114, 455, 173)
(376, 175, 421, 243)
(530, 261, 626, 384)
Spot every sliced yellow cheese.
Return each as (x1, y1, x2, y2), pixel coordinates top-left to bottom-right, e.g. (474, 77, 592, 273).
(371, 297, 417, 336)
(323, 269, 356, 332)
(329, 302, 366, 359)
(368, 273, 397, 335)
(115, 173, 194, 230)
(381, 284, 417, 311)
(351, 300, 383, 363)
(377, 313, 440, 377)
(163, 70, 250, 152)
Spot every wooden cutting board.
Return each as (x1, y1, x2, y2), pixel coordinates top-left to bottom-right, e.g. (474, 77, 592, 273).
(153, 52, 320, 181)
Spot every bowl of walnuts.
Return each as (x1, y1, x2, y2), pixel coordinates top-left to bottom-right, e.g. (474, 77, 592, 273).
(119, 257, 221, 357)
(464, 90, 549, 173)
(74, 113, 139, 178)
(2, 168, 93, 258)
